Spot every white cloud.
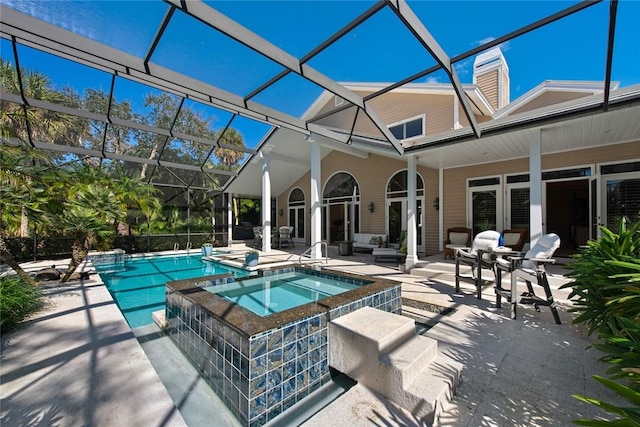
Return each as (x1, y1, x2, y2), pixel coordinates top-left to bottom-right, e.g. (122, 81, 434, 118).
(474, 37, 511, 53)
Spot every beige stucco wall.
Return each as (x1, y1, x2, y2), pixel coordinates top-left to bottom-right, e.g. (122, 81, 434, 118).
(476, 69, 499, 110)
(276, 152, 440, 254)
(442, 141, 640, 238)
(312, 90, 487, 139)
(277, 140, 638, 256)
(510, 91, 590, 115)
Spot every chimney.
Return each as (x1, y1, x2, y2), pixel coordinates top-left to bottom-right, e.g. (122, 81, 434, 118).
(473, 47, 510, 111)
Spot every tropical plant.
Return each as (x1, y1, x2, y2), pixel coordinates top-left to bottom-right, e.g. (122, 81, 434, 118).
(58, 183, 126, 282)
(562, 218, 640, 426)
(572, 375, 640, 426)
(570, 317, 640, 426)
(398, 229, 407, 254)
(0, 275, 44, 332)
(0, 144, 64, 285)
(561, 218, 640, 336)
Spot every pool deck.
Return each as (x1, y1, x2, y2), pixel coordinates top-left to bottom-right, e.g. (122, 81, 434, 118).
(1, 245, 625, 426)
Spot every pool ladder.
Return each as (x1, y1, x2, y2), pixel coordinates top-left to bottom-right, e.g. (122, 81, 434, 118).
(174, 241, 192, 253)
(298, 242, 328, 265)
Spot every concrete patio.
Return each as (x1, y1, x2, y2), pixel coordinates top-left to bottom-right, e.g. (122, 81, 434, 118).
(0, 246, 624, 426)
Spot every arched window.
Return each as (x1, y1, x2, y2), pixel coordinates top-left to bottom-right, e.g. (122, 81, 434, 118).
(323, 172, 359, 202)
(387, 170, 424, 198)
(289, 188, 305, 205)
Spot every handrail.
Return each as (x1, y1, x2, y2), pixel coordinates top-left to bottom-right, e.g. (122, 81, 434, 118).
(298, 242, 328, 265)
(174, 242, 179, 251)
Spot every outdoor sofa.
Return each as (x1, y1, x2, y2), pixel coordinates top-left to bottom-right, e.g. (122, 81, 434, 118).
(352, 233, 388, 252)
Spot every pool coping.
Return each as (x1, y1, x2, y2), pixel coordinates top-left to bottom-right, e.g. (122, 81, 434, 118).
(166, 266, 399, 337)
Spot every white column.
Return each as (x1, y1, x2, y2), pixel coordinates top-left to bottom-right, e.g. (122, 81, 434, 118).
(438, 167, 444, 251)
(226, 192, 232, 248)
(260, 151, 272, 251)
(310, 140, 322, 259)
(453, 96, 461, 130)
(406, 155, 418, 269)
(528, 129, 543, 246)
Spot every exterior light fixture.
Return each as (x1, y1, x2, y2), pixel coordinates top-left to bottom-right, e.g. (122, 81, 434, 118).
(368, 202, 374, 213)
(433, 197, 439, 211)
(278, 209, 284, 216)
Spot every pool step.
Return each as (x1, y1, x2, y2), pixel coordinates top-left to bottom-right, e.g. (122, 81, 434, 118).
(152, 309, 168, 329)
(328, 306, 462, 425)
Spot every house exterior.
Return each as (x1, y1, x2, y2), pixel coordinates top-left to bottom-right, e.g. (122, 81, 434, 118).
(227, 48, 640, 263)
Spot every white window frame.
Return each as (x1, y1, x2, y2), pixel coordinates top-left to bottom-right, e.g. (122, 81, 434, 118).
(466, 175, 503, 235)
(388, 114, 426, 141)
(598, 159, 640, 230)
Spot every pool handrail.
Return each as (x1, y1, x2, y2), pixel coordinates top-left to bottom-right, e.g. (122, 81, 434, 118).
(298, 242, 328, 265)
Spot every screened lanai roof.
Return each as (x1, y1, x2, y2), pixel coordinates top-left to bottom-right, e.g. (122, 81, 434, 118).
(1, 0, 639, 194)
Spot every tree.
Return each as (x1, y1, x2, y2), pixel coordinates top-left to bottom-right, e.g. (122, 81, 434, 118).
(58, 183, 124, 282)
(0, 144, 62, 285)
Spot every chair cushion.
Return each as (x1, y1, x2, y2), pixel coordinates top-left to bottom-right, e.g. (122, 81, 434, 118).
(502, 232, 521, 247)
(522, 233, 561, 269)
(449, 232, 469, 245)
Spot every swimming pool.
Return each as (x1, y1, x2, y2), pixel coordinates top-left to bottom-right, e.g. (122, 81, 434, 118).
(205, 271, 360, 316)
(94, 254, 249, 328)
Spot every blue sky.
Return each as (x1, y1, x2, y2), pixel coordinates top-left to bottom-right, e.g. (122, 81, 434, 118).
(2, 0, 639, 149)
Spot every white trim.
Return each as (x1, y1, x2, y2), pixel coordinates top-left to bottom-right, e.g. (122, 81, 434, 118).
(598, 158, 640, 171)
(466, 175, 503, 233)
(388, 114, 426, 142)
(494, 80, 620, 119)
(334, 96, 344, 107)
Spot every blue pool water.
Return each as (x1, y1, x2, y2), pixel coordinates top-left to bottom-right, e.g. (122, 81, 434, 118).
(205, 271, 360, 316)
(95, 254, 248, 328)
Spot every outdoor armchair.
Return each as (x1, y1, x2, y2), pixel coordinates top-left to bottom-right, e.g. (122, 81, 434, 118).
(279, 226, 294, 249)
(494, 233, 562, 324)
(443, 227, 472, 259)
(454, 230, 501, 299)
(500, 228, 528, 252)
(252, 226, 263, 249)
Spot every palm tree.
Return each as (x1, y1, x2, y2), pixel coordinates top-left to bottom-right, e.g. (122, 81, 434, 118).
(0, 144, 62, 285)
(58, 184, 125, 282)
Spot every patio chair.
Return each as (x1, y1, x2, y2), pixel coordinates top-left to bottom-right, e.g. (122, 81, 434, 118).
(494, 233, 562, 324)
(501, 228, 528, 252)
(279, 226, 294, 249)
(252, 226, 263, 249)
(443, 227, 472, 259)
(455, 230, 501, 299)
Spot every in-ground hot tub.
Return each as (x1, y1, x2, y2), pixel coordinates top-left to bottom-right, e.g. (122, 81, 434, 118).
(165, 266, 401, 427)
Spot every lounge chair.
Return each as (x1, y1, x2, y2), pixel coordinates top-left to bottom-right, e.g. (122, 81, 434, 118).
(494, 233, 562, 324)
(454, 230, 501, 299)
(372, 247, 406, 263)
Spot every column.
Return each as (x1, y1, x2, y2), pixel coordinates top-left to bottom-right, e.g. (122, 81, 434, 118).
(528, 129, 543, 246)
(226, 192, 232, 248)
(310, 139, 322, 259)
(260, 150, 272, 251)
(406, 155, 418, 268)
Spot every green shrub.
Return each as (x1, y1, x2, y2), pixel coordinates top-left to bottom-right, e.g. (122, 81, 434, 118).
(561, 218, 640, 336)
(0, 276, 44, 332)
(562, 219, 640, 425)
